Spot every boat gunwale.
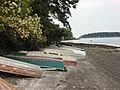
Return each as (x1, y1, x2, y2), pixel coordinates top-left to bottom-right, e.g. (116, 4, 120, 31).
(6, 55, 64, 62)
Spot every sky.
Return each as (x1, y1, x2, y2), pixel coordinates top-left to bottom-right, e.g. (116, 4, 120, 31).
(68, 0, 120, 38)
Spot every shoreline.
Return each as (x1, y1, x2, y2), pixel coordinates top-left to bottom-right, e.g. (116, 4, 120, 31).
(61, 42, 120, 49)
(0, 44, 120, 90)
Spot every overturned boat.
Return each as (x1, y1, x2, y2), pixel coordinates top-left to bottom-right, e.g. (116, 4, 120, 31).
(43, 48, 86, 60)
(16, 51, 78, 65)
(5, 55, 65, 70)
(0, 56, 42, 77)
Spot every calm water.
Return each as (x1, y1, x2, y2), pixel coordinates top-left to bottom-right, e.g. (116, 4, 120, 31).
(63, 37, 120, 47)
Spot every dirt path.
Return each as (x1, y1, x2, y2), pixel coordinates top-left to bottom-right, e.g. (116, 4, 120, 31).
(1, 46, 120, 90)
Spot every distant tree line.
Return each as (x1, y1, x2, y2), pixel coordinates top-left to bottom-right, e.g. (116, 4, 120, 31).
(80, 32, 120, 38)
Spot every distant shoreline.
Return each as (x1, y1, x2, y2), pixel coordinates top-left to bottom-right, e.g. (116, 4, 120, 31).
(79, 36, 120, 39)
(61, 42, 120, 49)
(80, 32, 120, 38)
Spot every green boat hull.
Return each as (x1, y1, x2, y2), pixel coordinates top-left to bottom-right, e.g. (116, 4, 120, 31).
(6, 55, 65, 69)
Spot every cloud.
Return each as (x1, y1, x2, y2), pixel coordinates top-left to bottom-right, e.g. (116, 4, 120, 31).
(77, 0, 103, 10)
(70, 0, 104, 17)
(69, 0, 120, 37)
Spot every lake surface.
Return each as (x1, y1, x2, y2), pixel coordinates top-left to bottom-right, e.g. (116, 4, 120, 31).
(62, 37, 120, 47)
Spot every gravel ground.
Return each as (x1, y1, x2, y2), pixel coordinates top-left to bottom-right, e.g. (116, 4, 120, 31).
(1, 46, 120, 90)
(64, 46, 120, 90)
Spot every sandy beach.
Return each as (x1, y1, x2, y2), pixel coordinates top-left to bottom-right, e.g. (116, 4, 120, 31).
(1, 45, 120, 90)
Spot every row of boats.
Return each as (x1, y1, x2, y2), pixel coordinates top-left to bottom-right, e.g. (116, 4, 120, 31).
(0, 46, 86, 89)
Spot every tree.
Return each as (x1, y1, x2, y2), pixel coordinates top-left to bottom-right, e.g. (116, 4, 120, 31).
(32, 0, 79, 29)
(42, 23, 73, 45)
(31, 0, 78, 45)
(0, 0, 45, 50)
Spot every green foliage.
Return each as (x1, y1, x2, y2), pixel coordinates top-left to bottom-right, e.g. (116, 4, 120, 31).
(0, 0, 45, 50)
(31, 0, 78, 45)
(0, 0, 78, 50)
(32, 0, 79, 29)
(0, 1, 45, 40)
(43, 23, 73, 45)
(0, 0, 32, 17)
(0, 15, 44, 41)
